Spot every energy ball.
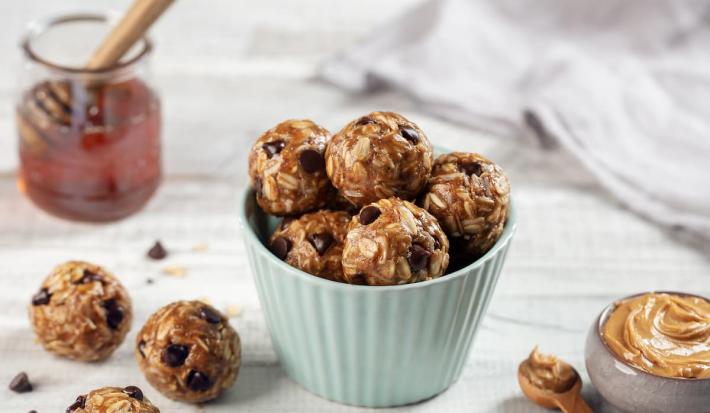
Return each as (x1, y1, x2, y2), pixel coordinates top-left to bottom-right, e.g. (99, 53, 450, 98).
(326, 112, 433, 207)
(270, 210, 351, 282)
(136, 301, 241, 403)
(342, 197, 449, 285)
(420, 152, 510, 258)
(66, 386, 160, 413)
(248, 119, 333, 216)
(29, 261, 132, 362)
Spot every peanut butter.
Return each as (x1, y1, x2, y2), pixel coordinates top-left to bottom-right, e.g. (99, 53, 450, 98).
(602, 292, 710, 379)
(519, 347, 577, 393)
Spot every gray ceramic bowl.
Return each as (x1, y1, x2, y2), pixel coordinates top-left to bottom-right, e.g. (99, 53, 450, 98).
(585, 292, 710, 413)
(239, 188, 516, 407)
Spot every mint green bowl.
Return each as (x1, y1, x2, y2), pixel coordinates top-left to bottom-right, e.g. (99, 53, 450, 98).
(239, 188, 516, 407)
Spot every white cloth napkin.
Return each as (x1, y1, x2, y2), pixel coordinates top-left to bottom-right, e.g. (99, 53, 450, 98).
(321, 0, 710, 242)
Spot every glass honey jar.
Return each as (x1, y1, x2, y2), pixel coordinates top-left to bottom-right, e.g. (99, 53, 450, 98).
(17, 13, 162, 222)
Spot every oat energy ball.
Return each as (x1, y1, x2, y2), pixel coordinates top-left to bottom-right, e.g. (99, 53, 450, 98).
(420, 152, 510, 257)
(342, 197, 449, 285)
(270, 210, 351, 282)
(29, 261, 132, 361)
(326, 112, 433, 207)
(66, 386, 160, 413)
(136, 301, 241, 403)
(248, 119, 333, 216)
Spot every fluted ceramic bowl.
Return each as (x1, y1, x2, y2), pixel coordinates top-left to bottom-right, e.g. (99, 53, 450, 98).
(239, 188, 516, 407)
(585, 292, 710, 413)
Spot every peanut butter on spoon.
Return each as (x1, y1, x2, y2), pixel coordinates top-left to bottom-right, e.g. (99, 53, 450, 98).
(518, 347, 594, 413)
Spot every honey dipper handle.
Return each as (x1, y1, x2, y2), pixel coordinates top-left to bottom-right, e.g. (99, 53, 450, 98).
(86, 0, 175, 70)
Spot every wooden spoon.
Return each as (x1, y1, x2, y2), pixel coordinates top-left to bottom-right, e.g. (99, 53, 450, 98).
(518, 363, 595, 413)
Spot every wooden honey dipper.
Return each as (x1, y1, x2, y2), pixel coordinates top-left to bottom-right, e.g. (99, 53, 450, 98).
(19, 0, 174, 149)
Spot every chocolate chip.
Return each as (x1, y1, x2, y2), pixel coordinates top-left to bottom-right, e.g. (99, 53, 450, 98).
(400, 126, 419, 143)
(122, 386, 143, 401)
(187, 370, 212, 392)
(460, 162, 482, 176)
(31, 288, 51, 306)
(138, 340, 146, 358)
(308, 233, 334, 256)
(262, 140, 286, 158)
(146, 278, 154, 285)
(350, 273, 367, 285)
(254, 177, 263, 195)
(356, 116, 375, 126)
(102, 299, 124, 330)
(66, 395, 86, 412)
(199, 306, 222, 324)
(271, 237, 292, 260)
(147, 240, 167, 260)
(299, 149, 325, 173)
(359, 206, 381, 225)
(74, 269, 102, 285)
(9, 372, 32, 393)
(162, 344, 189, 367)
(433, 238, 441, 250)
(29, 410, 37, 413)
(407, 244, 431, 272)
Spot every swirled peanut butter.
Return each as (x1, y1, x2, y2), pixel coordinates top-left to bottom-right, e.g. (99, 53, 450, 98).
(519, 347, 578, 393)
(602, 293, 710, 379)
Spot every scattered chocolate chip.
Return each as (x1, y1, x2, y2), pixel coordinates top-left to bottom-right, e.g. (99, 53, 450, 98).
(74, 269, 102, 285)
(460, 162, 482, 176)
(29, 410, 37, 413)
(102, 299, 124, 330)
(162, 344, 189, 367)
(31, 288, 51, 306)
(407, 244, 431, 272)
(262, 140, 286, 158)
(199, 306, 222, 324)
(308, 233, 334, 256)
(400, 126, 419, 143)
(355, 116, 375, 126)
(433, 238, 441, 250)
(254, 177, 263, 195)
(66, 395, 86, 412)
(350, 273, 367, 285)
(138, 340, 146, 358)
(299, 149, 325, 173)
(146, 278, 154, 285)
(359, 206, 381, 225)
(271, 237, 292, 260)
(187, 370, 212, 392)
(122, 386, 143, 401)
(9, 372, 32, 393)
(147, 240, 168, 260)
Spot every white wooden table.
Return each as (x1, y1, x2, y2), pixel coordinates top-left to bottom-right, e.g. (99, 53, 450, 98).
(1, 1, 708, 412)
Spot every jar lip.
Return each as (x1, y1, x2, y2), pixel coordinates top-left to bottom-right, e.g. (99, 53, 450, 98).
(21, 12, 153, 75)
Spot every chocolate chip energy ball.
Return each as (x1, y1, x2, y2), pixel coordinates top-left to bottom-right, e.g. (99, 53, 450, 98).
(248, 119, 333, 216)
(420, 152, 510, 257)
(66, 386, 160, 413)
(136, 301, 241, 403)
(270, 210, 351, 282)
(326, 112, 433, 207)
(29, 261, 132, 361)
(342, 197, 449, 285)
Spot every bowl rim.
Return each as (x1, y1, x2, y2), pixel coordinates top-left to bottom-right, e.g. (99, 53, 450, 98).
(238, 186, 517, 292)
(594, 290, 710, 382)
